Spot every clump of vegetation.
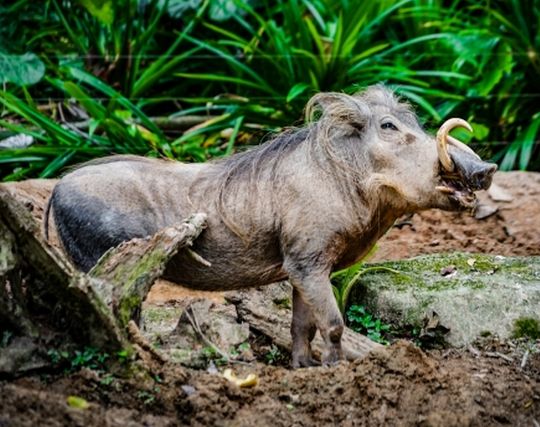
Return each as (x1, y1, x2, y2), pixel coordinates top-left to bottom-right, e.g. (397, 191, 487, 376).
(264, 344, 287, 365)
(0, 0, 539, 180)
(512, 317, 540, 340)
(346, 305, 392, 345)
(331, 258, 401, 314)
(47, 346, 129, 373)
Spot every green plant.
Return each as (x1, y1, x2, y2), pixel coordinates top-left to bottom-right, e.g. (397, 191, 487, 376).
(409, 0, 540, 170)
(137, 388, 159, 406)
(47, 346, 111, 371)
(264, 344, 285, 365)
(201, 345, 228, 365)
(513, 317, 540, 340)
(47, 346, 132, 372)
(331, 259, 401, 314)
(0, 65, 174, 179)
(1, 0, 539, 178)
(99, 373, 116, 386)
(174, 0, 472, 151)
(346, 305, 391, 344)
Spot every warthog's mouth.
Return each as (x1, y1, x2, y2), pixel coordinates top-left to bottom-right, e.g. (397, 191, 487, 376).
(435, 118, 497, 209)
(436, 173, 476, 208)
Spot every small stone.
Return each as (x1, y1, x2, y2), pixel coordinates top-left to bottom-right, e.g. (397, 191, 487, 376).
(181, 385, 197, 396)
(503, 226, 514, 237)
(207, 361, 218, 374)
(488, 183, 513, 202)
(474, 203, 498, 220)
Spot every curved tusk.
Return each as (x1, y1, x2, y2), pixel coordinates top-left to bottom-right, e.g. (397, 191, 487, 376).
(436, 118, 473, 172)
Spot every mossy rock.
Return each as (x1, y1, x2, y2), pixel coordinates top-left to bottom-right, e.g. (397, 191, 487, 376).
(350, 253, 540, 346)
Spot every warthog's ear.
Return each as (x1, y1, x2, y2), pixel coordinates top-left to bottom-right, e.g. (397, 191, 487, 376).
(305, 92, 369, 133)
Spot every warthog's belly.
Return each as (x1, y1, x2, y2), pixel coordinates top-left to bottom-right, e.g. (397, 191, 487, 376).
(163, 230, 287, 291)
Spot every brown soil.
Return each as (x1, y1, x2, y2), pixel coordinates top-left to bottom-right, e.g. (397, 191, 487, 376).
(1, 172, 539, 426)
(1, 340, 538, 426)
(371, 171, 540, 262)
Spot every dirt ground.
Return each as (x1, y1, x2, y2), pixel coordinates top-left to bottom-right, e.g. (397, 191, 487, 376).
(1, 171, 539, 426)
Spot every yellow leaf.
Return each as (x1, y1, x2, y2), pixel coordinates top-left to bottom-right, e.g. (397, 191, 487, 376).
(67, 395, 90, 410)
(223, 368, 259, 388)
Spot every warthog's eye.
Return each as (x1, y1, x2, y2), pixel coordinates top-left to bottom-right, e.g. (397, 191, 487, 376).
(381, 122, 398, 131)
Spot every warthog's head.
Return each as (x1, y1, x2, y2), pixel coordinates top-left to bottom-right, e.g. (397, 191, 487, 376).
(306, 85, 497, 211)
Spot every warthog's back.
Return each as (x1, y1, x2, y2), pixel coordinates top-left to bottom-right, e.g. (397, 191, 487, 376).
(49, 156, 198, 271)
(49, 156, 286, 288)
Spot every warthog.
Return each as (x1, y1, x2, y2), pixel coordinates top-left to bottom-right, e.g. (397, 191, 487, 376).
(46, 85, 496, 367)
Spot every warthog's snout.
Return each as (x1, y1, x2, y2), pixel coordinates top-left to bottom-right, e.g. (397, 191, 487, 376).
(452, 148, 497, 191)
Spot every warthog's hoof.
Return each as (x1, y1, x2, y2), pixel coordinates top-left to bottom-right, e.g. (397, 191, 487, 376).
(291, 355, 321, 369)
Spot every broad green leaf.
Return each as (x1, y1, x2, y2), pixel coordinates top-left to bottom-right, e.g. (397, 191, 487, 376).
(0, 51, 45, 86)
(78, 0, 114, 25)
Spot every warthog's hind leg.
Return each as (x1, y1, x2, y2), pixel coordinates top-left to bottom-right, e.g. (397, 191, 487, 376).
(291, 287, 320, 368)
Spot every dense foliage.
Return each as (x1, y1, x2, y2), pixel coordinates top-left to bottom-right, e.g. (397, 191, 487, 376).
(0, 0, 538, 180)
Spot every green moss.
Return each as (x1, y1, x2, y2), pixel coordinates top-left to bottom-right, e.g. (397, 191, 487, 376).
(118, 294, 143, 327)
(273, 297, 291, 309)
(512, 317, 540, 340)
(357, 253, 539, 294)
(143, 306, 183, 324)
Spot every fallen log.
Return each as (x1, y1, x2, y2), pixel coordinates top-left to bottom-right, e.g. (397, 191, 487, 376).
(0, 180, 207, 375)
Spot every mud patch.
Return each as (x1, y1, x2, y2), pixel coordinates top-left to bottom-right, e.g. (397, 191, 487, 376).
(1, 341, 538, 426)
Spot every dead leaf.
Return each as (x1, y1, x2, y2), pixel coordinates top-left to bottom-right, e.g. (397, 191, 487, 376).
(223, 368, 259, 388)
(66, 395, 89, 410)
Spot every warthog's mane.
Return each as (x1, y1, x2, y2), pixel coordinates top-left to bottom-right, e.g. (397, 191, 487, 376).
(210, 85, 417, 237)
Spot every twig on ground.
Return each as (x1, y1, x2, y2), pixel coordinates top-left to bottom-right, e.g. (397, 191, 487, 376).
(467, 345, 481, 357)
(127, 320, 168, 364)
(485, 351, 513, 363)
(520, 349, 529, 370)
(184, 307, 230, 362)
(183, 307, 250, 366)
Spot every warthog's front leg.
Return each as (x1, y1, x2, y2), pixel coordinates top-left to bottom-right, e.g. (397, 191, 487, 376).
(291, 288, 319, 368)
(288, 271, 344, 366)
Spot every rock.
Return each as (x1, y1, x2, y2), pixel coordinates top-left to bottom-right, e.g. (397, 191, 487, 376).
(350, 253, 540, 346)
(0, 336, 50, 374)
(488, 183, 513, 202)
(474, 203, 498, 220)
(162, 299, 250, 367)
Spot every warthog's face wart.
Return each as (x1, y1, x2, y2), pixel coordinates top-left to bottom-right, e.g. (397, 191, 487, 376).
(307, 86, 496, 212)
